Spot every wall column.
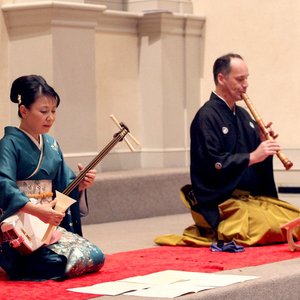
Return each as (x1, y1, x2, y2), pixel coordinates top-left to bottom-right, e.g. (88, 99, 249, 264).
(138, 11, 204, 168)
(2, 2, 105, 170)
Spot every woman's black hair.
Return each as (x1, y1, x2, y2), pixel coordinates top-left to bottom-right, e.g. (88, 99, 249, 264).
(10, 75, 60, 117)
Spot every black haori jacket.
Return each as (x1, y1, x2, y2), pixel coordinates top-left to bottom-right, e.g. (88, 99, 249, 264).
(190, 92, 277, 229)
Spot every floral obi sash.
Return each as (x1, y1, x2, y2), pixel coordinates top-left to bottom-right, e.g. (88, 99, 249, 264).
(17, 180, 53, 204)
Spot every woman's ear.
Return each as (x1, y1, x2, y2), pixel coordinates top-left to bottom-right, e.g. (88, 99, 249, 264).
(19, 105, 27, 119)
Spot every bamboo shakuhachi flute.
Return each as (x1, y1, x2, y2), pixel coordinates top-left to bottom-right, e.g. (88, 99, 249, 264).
(241, 93, 293, 170)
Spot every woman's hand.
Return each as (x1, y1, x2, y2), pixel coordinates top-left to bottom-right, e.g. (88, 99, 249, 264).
(77, 163, 96, 192)
(21, 199, 65, 226)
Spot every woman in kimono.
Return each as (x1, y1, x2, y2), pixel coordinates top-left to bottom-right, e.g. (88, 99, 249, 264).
(0, 75, 105, 280)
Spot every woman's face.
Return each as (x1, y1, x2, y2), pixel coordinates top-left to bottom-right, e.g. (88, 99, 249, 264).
(20, 95, 58, 139)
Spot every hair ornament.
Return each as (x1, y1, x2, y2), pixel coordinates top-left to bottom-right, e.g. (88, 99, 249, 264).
(17, 94, 22, 105)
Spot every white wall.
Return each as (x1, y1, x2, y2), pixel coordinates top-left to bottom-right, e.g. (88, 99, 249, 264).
(192, 0, 300, 184)
(193, 0, 300, 150)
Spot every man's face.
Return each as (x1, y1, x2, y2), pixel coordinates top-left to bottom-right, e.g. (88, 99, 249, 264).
(218, 57, 249, 102)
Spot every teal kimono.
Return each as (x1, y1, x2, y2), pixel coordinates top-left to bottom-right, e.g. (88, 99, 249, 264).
(0, 126, 82, 234)
(0, 127, 105, 280)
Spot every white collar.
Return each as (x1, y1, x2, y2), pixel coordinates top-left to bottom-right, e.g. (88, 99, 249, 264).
(18, 128, 43, 150)
(213, 91, 236, 114)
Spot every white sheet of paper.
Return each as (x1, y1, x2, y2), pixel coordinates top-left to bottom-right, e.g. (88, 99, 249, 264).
(67, 281, 149, 295)
(126, 281, 215, 298)
(68, 270, 259, 298)
(176, 271, 258, 287)
(120, 270, 191, 285)
(120, 270, 258, 287)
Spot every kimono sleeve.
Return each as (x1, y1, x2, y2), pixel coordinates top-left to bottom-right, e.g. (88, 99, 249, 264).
(0, 138, 30, 222)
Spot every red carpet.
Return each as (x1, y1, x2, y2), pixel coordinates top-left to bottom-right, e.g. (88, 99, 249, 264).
(1, 243, 300, 300)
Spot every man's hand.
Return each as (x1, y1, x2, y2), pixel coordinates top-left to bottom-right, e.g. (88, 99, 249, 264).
(259, 121, 279, 141)
(249, 139, 280, 166)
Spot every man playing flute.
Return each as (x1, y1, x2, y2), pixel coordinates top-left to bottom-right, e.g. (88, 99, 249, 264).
(155, 53, 300, 250)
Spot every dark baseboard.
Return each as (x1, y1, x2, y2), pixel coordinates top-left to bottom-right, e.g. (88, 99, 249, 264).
(278, 186, 300, 194)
